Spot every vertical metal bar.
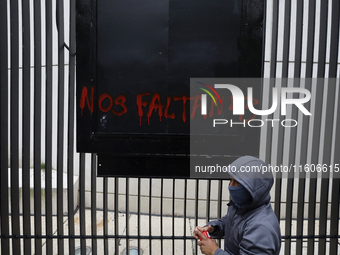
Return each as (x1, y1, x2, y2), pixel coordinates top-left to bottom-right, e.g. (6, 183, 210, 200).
(45, 0, 54, 252)
(149, 178, 152, 255)
(22, 0, 32, 252)
(91, 154, 97, 255)
(195, 179, 199, 255)
(296, 0, 315, 247)
(295, 177, 306, 255)
(103, 177, 108, 255)
(183, 179, 187, 255)
(261, 0, 267, 78)
(308, 0, 329, 253)
(273, 138, 282, 221)
(319, 53, 339, 254)
(275, 0, 292, 224)
(304, 4, 323, 252)
(284, 117, 297, 253)
(306, 88, 324, 254)
(288, 0, 304, 253)
(328, 0, 340, 79)
(329, 178, 340, 255)
(68, 0, 76, 253)
(318, 86, 337, 254)
(306, 93, 323, 255)
(328, 1, 340, 253)
(138, 178, 141, 253)
(172, 179, 175, 255)
(281, 0, 291, 79)
(293, 0, 304, 79)
(269, 0, 279, 78)
(160, 178, 163, 255)
(316, 0, 329, 79)
(33, 0, 43, 253)
(216, 180, 222, 247)
(79, 153, 86, 254)
(114, 177, 119, 255)
(265, 0, 279, 164)
(317, 2, 340, 242)
(125, 177, 129, 255)
(0, 0, 9, 252)
(206, 180, 211, 223)
(284, 113, 296, 255)
(305, 0, 316, 78)
(10, 0, 21, 253)
(296, 81, 312, 255)
(282, 0, 298, 247)
(57, 0, 65, 253)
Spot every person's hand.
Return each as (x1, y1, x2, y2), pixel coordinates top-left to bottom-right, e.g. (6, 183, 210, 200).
(195, 229, 219, 255)
(193, 225, 214, 240)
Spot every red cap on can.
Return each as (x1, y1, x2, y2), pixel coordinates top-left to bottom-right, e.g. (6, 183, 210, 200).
(199, 231, 211, 241)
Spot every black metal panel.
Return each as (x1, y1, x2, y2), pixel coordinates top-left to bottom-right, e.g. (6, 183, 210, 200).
(76, 0, 264, 177)
(76, 0, 97, 151)
(98, 155, 190, 178)
(97, 143, 244, 177)
(98, 154, 236, 178)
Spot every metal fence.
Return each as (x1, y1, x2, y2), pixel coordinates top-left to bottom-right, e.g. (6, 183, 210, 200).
(0, 0, 340, 255)
(261, 0, 340, 254)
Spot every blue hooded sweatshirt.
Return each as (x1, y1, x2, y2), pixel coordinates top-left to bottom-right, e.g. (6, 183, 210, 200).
(207, 156, 281, 255)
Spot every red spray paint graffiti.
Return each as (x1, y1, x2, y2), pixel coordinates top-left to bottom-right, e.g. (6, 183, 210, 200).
(79, 86, 258, 126)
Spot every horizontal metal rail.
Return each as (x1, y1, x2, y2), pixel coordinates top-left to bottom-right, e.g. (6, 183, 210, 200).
(1, 234, 339, 239)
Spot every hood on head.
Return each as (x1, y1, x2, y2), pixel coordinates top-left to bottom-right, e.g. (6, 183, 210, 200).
(228, 156, 273, 211)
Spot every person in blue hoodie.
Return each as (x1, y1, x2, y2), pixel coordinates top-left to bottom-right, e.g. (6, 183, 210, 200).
(193, 156, 281, 255)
